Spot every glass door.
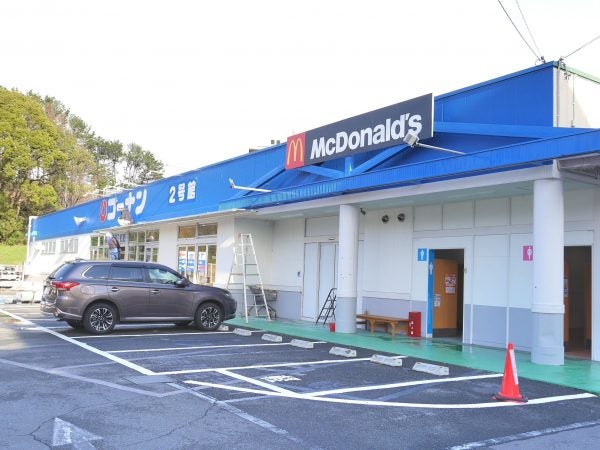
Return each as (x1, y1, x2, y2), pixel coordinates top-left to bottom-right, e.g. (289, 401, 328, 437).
(197, 244, 217, 285)
(177, 245, 196, 281)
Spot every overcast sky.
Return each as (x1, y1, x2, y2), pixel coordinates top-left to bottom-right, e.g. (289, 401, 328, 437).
(2, 0, 599, 176)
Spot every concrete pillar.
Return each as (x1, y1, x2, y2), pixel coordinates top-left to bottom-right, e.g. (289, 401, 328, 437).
(336, 204, 360, 333)
(532, 178, 564, 365)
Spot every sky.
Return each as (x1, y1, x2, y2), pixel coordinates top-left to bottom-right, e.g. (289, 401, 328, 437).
(1, 0, 599, 176)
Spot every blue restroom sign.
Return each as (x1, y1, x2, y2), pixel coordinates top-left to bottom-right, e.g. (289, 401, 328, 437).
(417, 248, 428, 261)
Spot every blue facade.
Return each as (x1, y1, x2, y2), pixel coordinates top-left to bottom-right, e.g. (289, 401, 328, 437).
(32, 61, 600, 239)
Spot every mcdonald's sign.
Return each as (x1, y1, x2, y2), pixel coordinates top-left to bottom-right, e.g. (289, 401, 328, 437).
(284, 94, 433, 170)
(286, 133, 306, 169)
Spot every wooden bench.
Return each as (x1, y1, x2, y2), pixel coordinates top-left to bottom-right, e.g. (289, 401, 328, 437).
(356, 312, 409, 337)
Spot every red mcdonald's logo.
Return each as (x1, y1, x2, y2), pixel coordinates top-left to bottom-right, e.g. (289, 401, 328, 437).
(286, 133, 306, 170)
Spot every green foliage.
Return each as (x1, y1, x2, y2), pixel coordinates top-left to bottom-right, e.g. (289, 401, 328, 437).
(123, 142, 164, 185)
(0, 86, 165, 244)
(0, 195, 24, 244)
(0, 244, 26, 265)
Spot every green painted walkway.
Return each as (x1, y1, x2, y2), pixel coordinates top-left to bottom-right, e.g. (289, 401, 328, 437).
(226, 316, 600, 395)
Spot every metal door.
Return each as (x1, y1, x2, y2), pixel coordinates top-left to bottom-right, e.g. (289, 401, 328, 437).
(302, 242, 338, 320)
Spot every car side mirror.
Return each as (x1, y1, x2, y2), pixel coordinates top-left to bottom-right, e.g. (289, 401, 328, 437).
(174, 279, 188, 288)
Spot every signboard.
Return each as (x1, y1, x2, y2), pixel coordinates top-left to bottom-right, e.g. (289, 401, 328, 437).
(523, 245, 533, 261)
(444, 273, 456, 294)
(417, 248, 428, 261)
(285, 93, 433, 170)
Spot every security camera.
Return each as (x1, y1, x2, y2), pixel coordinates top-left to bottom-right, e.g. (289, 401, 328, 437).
(403, 132, 419, 147)
(229, 178, 235, 188)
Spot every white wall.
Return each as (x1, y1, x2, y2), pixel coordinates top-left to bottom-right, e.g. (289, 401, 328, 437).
(305, 216, 339, 237)
(158, 223, 178, 269)
(233, 218, 274, 285)
(557, 68, 600, 128)
(271, 218, 304, 290)
(215, 216, 235, 287)
(25, 234, 92, 279)
(363, 207, 413, 296)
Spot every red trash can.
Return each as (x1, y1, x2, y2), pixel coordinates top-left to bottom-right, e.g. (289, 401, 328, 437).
(408, 312, 421, 337)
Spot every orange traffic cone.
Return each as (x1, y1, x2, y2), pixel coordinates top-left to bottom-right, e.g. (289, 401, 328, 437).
(493, 342, 527, 403)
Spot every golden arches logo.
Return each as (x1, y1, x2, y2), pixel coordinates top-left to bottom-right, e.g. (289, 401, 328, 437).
(286, 133, 305, 169)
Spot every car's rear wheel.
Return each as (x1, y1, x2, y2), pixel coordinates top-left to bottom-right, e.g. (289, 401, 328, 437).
(65, 320, 83, 329)
(195, 302, 222, 331)
(83, 302, 117, 335)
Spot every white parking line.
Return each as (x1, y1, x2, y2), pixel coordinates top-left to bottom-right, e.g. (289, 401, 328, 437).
(0, 308, 155, 375)
(450, 419, 600, 449)
(108, 342, 294, 353)
(184, 379, 596, 409)
(72, 330, 261, 339)
(0, 308, 33, 324)
(216, 368, 295, 394)
(156, 358, 372, 375)
(303, 373, 502, 397)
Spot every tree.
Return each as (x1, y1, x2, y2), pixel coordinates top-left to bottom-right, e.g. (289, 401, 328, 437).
(123, 142, 164, 186)
(0, 86, 166, 243)
(0, 88, 65, 240)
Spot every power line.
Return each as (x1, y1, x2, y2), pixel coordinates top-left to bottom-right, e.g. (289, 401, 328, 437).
(515, 0, 544, 62)
(562, 33, 600, 60)
(497, 0, 543, 62)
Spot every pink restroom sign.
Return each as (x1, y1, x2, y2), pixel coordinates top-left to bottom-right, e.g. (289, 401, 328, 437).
(523, 245, 533, 261)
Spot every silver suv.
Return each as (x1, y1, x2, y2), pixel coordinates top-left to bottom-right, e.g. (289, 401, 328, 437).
(41, 260, 237, 334)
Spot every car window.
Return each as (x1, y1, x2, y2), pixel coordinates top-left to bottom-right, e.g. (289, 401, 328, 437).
(146, 267, 181, 284)
(109, 266, 144, 282)
(83, 265, 110, 279)
(49, 263, 75, 280)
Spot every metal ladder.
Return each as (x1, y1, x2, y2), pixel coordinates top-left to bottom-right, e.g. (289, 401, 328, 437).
(316, 288, 337, 324)
(226, 233, 271, 323)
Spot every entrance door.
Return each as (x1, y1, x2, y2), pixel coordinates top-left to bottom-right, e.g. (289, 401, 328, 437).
(564, 246, 592, 358)
(177, 245, 196, 281)
(430, 249, 464, 338)
(302, 242, 338, 320)
(197, 244, 217, 285)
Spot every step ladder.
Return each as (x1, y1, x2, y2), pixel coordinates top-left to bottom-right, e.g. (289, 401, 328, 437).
(226, 233, 271, 323)
(316, 288, 337, 325)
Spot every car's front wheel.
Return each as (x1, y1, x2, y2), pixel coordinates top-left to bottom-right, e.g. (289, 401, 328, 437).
(83, 302, 117, 335)
(195, 302, 222, 331)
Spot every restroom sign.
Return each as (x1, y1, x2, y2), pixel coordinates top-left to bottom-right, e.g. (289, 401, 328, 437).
(523, 245, 533, 261)
(417, 248, 428, 261)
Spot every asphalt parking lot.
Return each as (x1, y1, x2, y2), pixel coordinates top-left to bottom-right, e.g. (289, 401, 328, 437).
(2, 303, 600, 449)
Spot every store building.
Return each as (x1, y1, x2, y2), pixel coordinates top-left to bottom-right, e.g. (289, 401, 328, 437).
(27, 61, 600, 364)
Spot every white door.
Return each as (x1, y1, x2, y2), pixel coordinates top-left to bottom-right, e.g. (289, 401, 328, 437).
(302, 242, 338, 320)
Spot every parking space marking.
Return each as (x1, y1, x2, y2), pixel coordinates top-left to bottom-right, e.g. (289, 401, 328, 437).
(156, 358, 372, 375)
(71, 330, 259, 339)
(216, 368, 296, 394)
(450, 419, 600, 449)
(0, 308, 33, 324)
(0, 357, 176, 398)
(0, 309, 156, 375)
(108, 342, 323, 354)
(184, 379, 595, 409)
(303, 373, 503, 397)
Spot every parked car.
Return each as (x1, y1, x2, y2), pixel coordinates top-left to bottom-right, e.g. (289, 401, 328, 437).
(0, 265, 18, 281)
(40, 260, 237, 334)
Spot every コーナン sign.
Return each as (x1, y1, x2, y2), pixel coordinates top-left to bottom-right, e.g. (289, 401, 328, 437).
(285, 93, 433, 170)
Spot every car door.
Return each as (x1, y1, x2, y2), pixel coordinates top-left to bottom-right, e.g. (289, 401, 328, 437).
(144, 266, 195, 319)
(108, 265, 150, 320)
